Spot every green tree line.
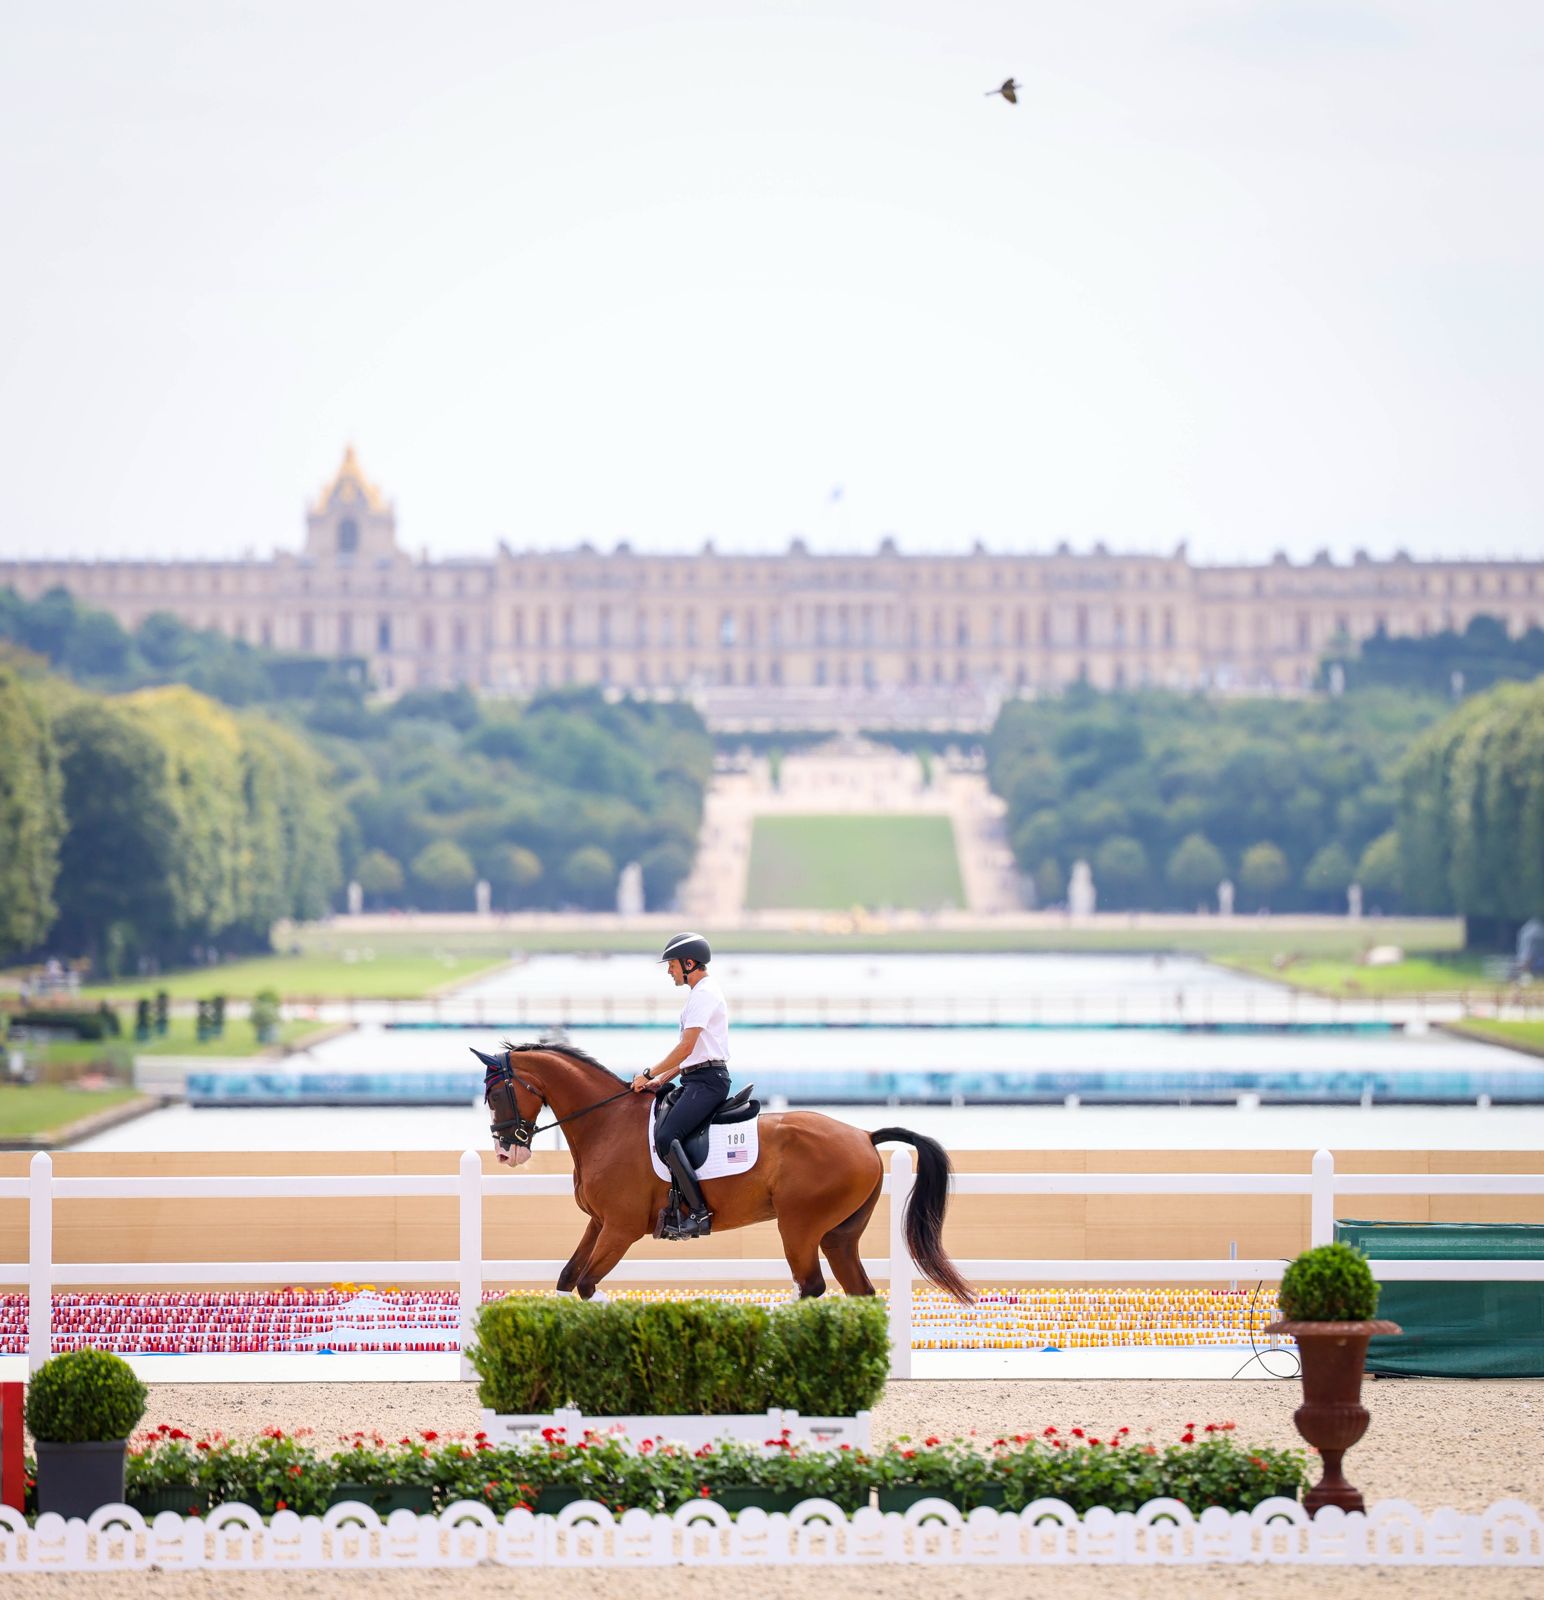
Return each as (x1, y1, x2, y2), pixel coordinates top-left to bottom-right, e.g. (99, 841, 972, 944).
(2, 586, 713, 964)
(0, 667, 343, 973)
(1397, 678, 1544, 928)
(987, 686, 1442, 912)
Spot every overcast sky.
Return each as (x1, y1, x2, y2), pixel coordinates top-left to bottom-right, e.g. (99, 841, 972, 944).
(2, 1, 1541, 565)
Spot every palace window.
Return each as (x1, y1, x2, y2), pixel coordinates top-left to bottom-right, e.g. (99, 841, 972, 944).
(378, 615, 392, 651)
(339, 614, 353, 652)
(338, 519, 359, 555)
(720, 609, 735, 646)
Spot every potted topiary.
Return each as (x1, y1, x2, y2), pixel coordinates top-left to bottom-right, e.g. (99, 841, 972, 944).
(1265, 1242, 1400, 1514)
(25, 1348, 148, 1518)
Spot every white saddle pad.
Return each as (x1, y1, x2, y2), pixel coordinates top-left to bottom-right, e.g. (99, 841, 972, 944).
(648, 1114, 761, 1182)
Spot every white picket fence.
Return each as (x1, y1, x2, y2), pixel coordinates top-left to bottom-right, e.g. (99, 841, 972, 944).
(4, 1148, 1544, 1376)
(3, 1496, 1544, 1570)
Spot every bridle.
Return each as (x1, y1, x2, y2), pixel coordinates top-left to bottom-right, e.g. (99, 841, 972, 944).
(482, 1050, 639, 1154)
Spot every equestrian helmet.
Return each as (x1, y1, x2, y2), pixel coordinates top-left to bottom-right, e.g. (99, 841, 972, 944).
(660, 931, 712, 970)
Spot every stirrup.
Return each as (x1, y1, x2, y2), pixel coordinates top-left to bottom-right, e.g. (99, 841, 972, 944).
(657, 1207, 712, 1241)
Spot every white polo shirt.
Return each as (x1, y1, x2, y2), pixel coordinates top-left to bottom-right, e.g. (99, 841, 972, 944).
(679, 972, 730, 1068)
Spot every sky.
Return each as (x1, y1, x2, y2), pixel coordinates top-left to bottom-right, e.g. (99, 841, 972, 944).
(1, 1, 1541, 565)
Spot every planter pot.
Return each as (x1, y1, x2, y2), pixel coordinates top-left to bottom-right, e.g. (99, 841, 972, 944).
(695, 1487, 805, 1515)
(1265, 1318, 1401, 1514)
(129, 1487, 209, 1519)
(970, 1485, 1008, 1510)
(329, 1484, 437, 1515)
(481, 1407, 872, 1451)
(534, 1484, 589, 1514)
(877, 1486, 952, 1513)
(36, 1439, 128, 1519)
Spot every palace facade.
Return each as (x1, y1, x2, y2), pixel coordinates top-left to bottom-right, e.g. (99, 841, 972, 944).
(4, 449, 1541, 727)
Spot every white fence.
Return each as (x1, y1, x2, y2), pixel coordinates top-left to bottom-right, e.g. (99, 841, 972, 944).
(4, 1148, 1544, 1377)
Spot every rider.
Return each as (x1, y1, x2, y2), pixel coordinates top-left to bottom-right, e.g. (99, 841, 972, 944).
(631, 931, 730, 1238)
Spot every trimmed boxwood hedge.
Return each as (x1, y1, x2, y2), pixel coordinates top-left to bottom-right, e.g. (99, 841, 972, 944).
(467, 1295, 890, 1417)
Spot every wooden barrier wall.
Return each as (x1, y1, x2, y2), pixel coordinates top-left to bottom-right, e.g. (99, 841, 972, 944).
(3, 1149, 1543, 1289)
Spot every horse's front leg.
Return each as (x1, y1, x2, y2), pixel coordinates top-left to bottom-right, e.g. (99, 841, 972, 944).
(556, 1215, 602, 1294)
(576, 1221, 645, 1301)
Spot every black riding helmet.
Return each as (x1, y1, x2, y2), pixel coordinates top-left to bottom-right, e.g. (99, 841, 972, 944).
(659, 930, 712, 973)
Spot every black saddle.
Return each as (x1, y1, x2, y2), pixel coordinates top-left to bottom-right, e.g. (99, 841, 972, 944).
(653, 1082, 759, 1171)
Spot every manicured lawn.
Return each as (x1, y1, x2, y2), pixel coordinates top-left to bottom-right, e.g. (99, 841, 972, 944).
(1222, 952, 1497, 996)
(0, 1085, 145, 1140)
(745, 814, 965, 911)
(80, 950, 511, 1003)
(133, 1016, 334, 1057)
(29, 914, 1465, 1000)
(1445, 1019, 1544, 1056)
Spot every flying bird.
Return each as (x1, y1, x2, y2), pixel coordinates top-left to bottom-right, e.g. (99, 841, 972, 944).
(986, 77, 1021, 104)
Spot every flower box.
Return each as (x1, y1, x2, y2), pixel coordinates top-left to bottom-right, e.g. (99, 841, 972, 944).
(328, 1484, 436, 1516)
(479, 1407, 871, 1451)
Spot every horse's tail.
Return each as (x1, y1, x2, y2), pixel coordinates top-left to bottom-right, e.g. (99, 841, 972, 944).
(869, 1128, 975, 1305)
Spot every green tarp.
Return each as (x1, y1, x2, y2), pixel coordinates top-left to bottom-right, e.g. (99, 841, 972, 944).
(1335, 1220, 1544, 1378)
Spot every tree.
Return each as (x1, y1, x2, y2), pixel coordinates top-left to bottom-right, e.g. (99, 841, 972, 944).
(563, 845, 617, 908)
(1093, 834, 1150, 909)
(1033, 858, 1064, 907)
(1239, 841, 1289, 909)
(355, 848, 405, 903)
(484, 843, 543, 906)
(0, 667, 64, 957)
(1304, 842, 1355, 905)
(51, 697, 182, 959)
(1165, 833, 1226, 906)
(411, 839, 477, 907)
(639, 840, 692, 909)
(1356, 830, 1402, 906)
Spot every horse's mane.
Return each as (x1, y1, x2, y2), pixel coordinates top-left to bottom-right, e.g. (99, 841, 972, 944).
(505, 1040, 628, 1086)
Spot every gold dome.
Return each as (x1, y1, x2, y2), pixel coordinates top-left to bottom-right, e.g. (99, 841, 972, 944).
(313, 445, 387, 514)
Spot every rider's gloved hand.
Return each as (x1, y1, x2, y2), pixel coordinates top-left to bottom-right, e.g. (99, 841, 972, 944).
(631, 1073, 658, 1093)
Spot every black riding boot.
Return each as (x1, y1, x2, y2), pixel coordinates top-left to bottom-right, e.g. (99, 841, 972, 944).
(662, 1138, 713, 1240)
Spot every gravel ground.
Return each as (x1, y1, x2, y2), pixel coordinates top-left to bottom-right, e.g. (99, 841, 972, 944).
(10, 1376, 1544, 1596)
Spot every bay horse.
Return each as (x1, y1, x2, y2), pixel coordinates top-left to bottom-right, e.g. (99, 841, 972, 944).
(474, 1042, 973, 1305)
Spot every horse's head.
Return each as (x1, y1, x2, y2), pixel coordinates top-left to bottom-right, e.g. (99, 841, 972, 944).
(473, 1046, 537, 1167)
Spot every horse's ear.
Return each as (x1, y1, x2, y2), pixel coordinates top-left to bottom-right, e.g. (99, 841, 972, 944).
(470, 1047, 505, 1071)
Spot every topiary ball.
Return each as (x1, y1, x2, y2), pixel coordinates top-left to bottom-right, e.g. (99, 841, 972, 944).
(24, 1348, 148, 1443)
(1278, 1242, 1380, 1321)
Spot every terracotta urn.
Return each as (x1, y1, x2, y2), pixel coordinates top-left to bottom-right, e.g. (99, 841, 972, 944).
(1264, 1317, 1400, 1514)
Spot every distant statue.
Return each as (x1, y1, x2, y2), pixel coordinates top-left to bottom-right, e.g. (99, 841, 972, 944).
(1517, 917, 1544, 978)
(347, 880, 363, 917)
(1328, 663, 1346, 697)
(1218, 879, 1235, 917)
(617, 860, 645, 917)
(1347, 882, 1363, 920)
(1068, 859, 1096, 918)
(475, 879, 492, 916)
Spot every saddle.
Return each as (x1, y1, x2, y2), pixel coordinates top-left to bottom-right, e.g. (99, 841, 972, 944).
(652, 1081, 759, 1171)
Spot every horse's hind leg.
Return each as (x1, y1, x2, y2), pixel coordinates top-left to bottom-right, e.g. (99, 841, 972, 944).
(556, 1215, 601, 1294)
(777, 1212, 827, 1299)
(820, 1179, 883, 1296)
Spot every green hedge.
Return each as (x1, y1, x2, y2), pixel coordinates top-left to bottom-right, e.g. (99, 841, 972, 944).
(468, 1296, 890, 1417)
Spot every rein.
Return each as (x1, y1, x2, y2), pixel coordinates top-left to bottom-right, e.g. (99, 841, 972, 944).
(483, 1056, 643, 1152)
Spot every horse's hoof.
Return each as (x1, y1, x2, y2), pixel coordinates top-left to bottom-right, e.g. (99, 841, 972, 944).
(588, 1289, 610, 1305)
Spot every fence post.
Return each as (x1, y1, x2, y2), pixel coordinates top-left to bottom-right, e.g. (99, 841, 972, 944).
(458, 1149, 483, 1381)
(888, 1149, 914, 1380)
(1310, 1148, 1335, 1248)
(28, 1151, 52, 1372)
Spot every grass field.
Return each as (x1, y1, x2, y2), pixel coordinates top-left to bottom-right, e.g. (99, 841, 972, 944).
(0, 1084, 145, 1140)
(1444, 1019, 1544, 1056)
(19, 915, 1465, 1002)
(79, 949, 510, 1004)
(745, 814, 965, 910)
(1222, 951, 1496, 996)
(133, 1016, 334, 1057)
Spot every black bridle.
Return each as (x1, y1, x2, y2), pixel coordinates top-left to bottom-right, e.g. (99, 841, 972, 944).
(477, 1048, 639, 1153)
